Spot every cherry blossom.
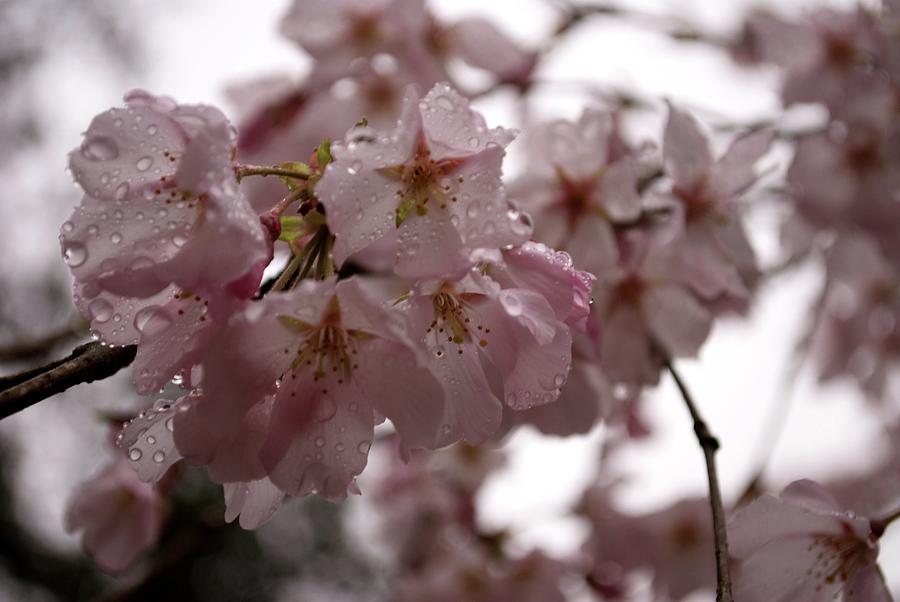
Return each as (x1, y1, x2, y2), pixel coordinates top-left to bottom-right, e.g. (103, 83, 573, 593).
(510, 108, 645, 279)
(397, 253, 577, 444)
(60, 91, 269, 392)
(195, 276, 449, 499)
(317, 82, 531, 278)
(660, 103, 772, 311)
(64, 461, 165, 574)
(729, 480, 891, 602)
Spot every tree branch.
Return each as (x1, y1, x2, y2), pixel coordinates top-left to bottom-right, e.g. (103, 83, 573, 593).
(0, 342, 136, 420)
(665, 360, 734, 602)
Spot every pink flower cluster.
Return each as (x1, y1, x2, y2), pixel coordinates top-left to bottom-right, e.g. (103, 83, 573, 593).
(744, 3, 900, 399)
(60, 81, 592, 564)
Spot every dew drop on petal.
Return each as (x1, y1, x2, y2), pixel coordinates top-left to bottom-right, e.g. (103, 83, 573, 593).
(146, 124, 158, 136)
(88, 298, 113, 323)
(152, 451, 166, 463)
(128, 448, 142, 461)
(314, 437, 325, 448)
(110, 232, 123, 244)
(347, 160, 362, 175)
(315, 397, 337, 422)
(134, 306, 174, 337)
(553, 373, 566, 387)
(61, 221, 74, 233)
(356, 441, 371, 455)
(62, 241, 87, 267)
(81, 136, 119, 161)
(136, 156, 153, 172)
(114, 182, 130, 200)
(165, 417, 174, 432)
(172, 233, 188, 248)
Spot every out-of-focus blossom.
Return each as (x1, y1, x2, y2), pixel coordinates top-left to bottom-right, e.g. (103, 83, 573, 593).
(729, 479, 891, 602)
(511, 108, 645, 280)
(592, 230, 713, 387)
(65, 461, 165, 574)
(580, 486, 715, 600)
(809, 234, 900, 399)
(317, 82, 530, 278)
(661, 103, 772, 311)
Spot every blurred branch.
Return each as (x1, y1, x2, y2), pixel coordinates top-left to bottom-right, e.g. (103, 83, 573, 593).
(0, 321, 88, 363)
(665, 360, 734, 602)
(0, 342, 135, 420)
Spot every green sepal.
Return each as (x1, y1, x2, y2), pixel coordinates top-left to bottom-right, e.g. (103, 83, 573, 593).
(278, 161, 311, 191)
(316, 139, 333, 169)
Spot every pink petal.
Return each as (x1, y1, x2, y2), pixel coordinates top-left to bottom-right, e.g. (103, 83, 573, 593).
(419, 82, 516, 161)
(117, 398, 183, 483)
(450, 18, 536, 83)
(223, 479, 285, 530)
(642, 284, 712, 357)
(710, 127, 773, 197)
(663, 103, 713, 192)
(260, 373, 374, 501)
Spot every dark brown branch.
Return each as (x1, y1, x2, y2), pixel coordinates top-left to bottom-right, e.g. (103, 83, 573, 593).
(0, 342, 136, 420)
(665, 360, 734, 602)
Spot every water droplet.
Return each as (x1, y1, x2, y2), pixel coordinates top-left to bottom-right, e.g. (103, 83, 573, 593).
(314, 437, 325, 448)
(499, 291, 522, 316)
(134, 306, 173, 336)
(335, 443, 345, 452)
(81, 136, 119, 161)
(165, 417, 174, 432)
(110, 232, 123, 244)
(356, 441, 371, 454)
(88, 298, 113, 323)
(435, 94, 455, 110)
(128, 448, 142, 461)
(315, 397, 337, 422)
(62, 241, 87, 267)
(146, 435, 156, 445)
(136, 156, 153, 172)
(152, 451, 166, 463)
(347, 160, 362, 175)
(114, 182, 130, 200)
(467, 136, 480, 148)
(172, 233, 188, 247)
(62, 221, 74, 233)
(553, 373, 566, 387)
(146, 124, 158, 136)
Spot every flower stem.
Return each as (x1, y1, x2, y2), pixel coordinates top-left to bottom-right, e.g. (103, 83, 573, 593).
(235, 164, 311, 183)
(665, 360, 734, 602)
(271, 187, 305, 216)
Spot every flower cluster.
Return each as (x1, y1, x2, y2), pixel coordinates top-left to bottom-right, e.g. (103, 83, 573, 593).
(60, 79, 592, 556)
(743, 3, 900, 399)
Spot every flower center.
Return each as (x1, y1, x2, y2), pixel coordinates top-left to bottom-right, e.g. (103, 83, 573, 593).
(805, 532, 872, 590)
(379, 135, 463, 226)
(279, 315, 360, 384)
(426, 291, 490, 357)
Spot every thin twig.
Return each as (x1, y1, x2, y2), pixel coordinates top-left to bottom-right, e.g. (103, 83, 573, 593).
(665, 360, 734, 602)
(235, 164, 311, 183)
(0, 342, 136, 420)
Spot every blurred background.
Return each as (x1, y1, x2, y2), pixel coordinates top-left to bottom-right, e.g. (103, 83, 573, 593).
(0, 0, 896, 600)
